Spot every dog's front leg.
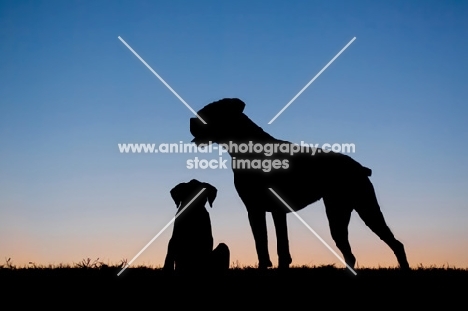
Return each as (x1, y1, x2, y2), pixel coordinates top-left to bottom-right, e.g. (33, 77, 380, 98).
(248, 210, 272, 269)
(272, 212, 292, 269)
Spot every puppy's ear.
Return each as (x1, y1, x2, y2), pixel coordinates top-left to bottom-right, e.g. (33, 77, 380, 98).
(203, 183, 217, 208)
(170, 184, 185, 208)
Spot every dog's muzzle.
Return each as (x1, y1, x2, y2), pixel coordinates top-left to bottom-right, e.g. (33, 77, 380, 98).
(190, 117, 211, 144)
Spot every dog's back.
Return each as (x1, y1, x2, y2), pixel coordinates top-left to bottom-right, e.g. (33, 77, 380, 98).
(172, 201, 214, 260)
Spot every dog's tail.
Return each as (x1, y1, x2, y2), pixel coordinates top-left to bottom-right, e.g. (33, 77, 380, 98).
(363, 166, 372, 177)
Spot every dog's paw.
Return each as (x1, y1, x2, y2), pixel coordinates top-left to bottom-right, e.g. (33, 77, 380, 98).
(344, 255, 356, 270)
(258, 260, 273, 270)
(278, 255, 292, 269)
(398, 262, 411, 272)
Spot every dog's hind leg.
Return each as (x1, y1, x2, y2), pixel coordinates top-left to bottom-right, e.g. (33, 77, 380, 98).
(248, 210, 273, 269)
(356, 207, 410, 270)
(323, 197, 356, 269)
(354, 179, 410, 270)
(272, 212, 292, 269)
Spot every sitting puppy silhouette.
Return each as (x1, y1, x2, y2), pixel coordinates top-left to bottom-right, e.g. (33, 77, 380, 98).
(163, 179, 230, 275)
(190, 98, 410, 271)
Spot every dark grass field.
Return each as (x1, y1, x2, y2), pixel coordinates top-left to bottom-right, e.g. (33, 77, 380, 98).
(2, 259, 467, 306)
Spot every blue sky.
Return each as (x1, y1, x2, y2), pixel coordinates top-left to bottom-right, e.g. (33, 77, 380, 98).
(1, 0, 467, 268)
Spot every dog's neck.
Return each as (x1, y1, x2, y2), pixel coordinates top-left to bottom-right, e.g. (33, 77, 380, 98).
(216, 114, 278, 158)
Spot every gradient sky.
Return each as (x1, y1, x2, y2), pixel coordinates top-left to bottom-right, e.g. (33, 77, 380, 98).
(1, 0, 467, 268)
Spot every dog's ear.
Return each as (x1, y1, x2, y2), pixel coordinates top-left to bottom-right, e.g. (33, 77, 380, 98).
(170, 184, 185, 208)
(203, 183, 217, 208)
(226, 98, 245, 114)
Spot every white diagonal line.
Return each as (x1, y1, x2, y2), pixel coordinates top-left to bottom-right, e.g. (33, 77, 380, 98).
(117, 188, 206, 276)
(268, 188, 357, 275)
(118, 36, 207, 124)
(268, 37, 356, 124)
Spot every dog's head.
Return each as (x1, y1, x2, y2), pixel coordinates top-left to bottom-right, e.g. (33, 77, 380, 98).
(190, 98, 246, 146)
(170, 179, 217, 209)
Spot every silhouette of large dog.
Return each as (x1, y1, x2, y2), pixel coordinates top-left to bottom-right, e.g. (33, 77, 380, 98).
(190, 98, 410, 270)
(163, 179, 230, 275)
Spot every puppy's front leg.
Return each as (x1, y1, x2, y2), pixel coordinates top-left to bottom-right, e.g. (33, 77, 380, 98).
(248, 210, 272, 269)
(163, 238, 175, 272)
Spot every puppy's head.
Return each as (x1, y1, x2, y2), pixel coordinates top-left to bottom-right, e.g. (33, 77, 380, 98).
(190, 98, 246, 146)
(170, 179, 217, 209)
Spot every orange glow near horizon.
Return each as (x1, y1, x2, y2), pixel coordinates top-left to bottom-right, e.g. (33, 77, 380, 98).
(3, 231, 467, 269)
